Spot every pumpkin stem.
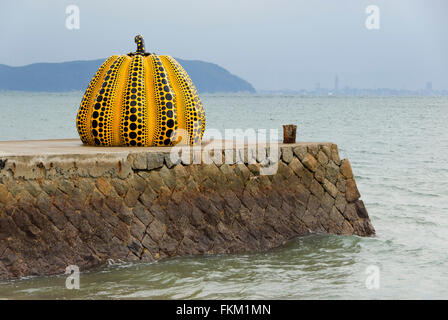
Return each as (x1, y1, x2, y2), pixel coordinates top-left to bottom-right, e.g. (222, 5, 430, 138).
(134, 35, 146, 54)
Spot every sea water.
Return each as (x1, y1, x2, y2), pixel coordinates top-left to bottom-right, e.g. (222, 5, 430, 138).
(0, 92, 447, 299)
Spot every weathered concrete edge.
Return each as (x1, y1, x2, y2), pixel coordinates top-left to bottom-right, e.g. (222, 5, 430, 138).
(0, 140, 375, 280)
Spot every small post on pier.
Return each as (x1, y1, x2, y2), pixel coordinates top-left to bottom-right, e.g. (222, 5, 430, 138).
(282, 124, 297, 143)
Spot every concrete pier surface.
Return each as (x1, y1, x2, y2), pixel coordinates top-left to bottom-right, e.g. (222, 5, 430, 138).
(0, 138, 207, 156)
(0, 139, 374, 280)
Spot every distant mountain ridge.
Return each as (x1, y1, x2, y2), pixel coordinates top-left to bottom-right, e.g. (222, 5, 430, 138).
(0, 58, 255, 93)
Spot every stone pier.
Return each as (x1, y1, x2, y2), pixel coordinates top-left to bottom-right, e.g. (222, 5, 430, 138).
(0, 139, 374, 280)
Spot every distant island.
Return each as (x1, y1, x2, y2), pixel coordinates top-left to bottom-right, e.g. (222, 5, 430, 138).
(0, 58, 256, 94)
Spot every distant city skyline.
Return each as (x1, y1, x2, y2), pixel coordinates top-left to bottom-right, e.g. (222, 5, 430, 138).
(261, 74, 446, 95)
(334, 75, 339, 93)
(1, 0, 447, 91)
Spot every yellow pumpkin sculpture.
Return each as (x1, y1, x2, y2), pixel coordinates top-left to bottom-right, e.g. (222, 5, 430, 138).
(76, 35, 205, 147)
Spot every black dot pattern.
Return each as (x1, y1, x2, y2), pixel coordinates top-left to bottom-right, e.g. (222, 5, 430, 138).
(90, 56, 126, 146)
(76, 56, 118, 145)
(120, 55, 147, 147)
(75, 53, 205, 147)
(134, 35, 146, 54)
(161, 56, 205, 145)
(148, 55, 178, 146)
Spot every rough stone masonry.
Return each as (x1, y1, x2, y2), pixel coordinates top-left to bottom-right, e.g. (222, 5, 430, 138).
(0, 139, 374, 280)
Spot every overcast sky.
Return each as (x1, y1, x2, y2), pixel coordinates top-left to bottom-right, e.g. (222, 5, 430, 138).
(0, 0, 447, 90)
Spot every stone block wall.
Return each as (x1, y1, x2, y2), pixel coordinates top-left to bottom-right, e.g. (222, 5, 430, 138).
(0, 142, 374, 280)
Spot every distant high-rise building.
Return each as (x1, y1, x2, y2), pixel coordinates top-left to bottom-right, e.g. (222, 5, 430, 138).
(315, 82, 321, 92)
(334, 75, 339, 93)
(426, 81, 433, 92)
